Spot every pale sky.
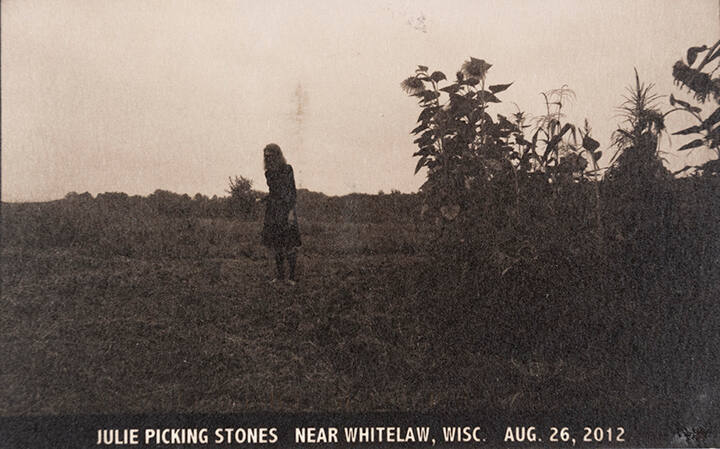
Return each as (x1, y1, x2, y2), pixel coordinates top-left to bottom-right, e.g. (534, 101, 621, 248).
(2, 0, 719, 201)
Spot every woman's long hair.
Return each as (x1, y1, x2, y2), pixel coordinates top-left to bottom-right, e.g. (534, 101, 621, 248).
(263, 143, 286, 171)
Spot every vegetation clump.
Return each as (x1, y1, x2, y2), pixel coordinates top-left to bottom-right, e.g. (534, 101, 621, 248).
(402, 56, 720, 393)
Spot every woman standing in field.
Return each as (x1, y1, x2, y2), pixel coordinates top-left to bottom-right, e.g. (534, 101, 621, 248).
(261, 143, 301, 285)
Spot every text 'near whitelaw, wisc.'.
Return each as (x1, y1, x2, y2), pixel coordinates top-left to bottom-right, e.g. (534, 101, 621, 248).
(295, 426, 488, 444)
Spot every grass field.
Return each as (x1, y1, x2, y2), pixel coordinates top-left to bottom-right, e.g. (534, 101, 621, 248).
(1, 200, 719, 424)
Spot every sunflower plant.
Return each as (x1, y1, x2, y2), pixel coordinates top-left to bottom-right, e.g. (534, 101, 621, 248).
(671, 40, 720, 175)
(402, 58, 600, 223)
(401, 58, 520, 221)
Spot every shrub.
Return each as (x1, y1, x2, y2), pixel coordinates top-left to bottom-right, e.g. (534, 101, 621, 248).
(226, 176, 257, 218)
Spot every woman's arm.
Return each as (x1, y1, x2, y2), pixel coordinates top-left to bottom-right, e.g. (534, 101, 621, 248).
(282, 165, 297, 213)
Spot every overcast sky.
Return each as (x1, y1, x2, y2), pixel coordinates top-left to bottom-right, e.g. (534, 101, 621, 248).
(2, 0, 719, 201)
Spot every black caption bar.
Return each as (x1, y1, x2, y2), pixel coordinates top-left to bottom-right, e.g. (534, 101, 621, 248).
(0, 409, 714, 448)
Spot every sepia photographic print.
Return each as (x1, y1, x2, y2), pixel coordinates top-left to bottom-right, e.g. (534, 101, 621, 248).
(1, 1, 720, 447)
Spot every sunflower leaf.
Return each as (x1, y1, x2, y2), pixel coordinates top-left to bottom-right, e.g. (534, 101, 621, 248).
(687, 45, 708, 66)
(489, 83, 513, 94)
(678, 138, 705, 151)
(430, 71, 447, 83)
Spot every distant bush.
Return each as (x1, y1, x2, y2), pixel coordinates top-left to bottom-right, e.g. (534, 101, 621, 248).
(148, 189, 193, 216)
(65, 191, 93, 202)
(227, 176, 258, 218)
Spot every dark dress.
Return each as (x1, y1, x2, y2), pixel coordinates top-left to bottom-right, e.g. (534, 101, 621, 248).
(262, 164, 301, 249)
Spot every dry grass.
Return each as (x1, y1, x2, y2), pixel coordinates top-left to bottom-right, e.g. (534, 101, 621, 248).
(1, 205, 718, 419)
